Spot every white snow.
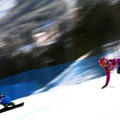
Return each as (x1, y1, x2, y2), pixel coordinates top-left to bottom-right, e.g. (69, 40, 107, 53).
(0, 71, 120, 120)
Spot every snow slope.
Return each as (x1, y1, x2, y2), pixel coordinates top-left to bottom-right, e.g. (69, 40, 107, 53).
(1, 71, 120, 120)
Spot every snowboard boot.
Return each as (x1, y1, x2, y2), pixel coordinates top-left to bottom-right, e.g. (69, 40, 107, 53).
(11, 102, 15, 107)
(3, 104, 8, 109)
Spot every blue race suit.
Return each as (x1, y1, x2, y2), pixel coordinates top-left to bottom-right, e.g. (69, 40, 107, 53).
(0, 95, 12, 105)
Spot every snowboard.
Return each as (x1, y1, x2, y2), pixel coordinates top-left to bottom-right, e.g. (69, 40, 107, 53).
(0, 102, 24, 113)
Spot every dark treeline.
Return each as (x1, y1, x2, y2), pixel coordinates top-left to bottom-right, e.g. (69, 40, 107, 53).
(0, 0, 120, 78)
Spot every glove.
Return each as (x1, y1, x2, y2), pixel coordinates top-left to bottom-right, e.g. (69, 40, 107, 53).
(101, 85, 107, 89)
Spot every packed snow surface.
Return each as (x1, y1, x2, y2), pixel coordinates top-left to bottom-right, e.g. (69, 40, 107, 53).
(1, 71, 120, 120)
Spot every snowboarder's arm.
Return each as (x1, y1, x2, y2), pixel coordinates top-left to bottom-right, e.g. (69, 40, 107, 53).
(101, 71, 110, 89)
(116, 58, 120, 63)
(0, 98, 2, 104)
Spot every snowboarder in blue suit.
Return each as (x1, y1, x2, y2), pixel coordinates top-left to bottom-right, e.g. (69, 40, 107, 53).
(0, 93, 15, 108)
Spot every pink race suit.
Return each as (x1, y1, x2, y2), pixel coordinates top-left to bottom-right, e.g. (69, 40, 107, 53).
(103, 58, 120, 88)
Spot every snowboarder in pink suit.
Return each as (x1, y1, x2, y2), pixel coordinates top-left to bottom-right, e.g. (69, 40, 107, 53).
(98, 57, 120, 89)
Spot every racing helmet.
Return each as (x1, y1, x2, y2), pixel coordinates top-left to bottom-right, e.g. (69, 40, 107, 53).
(0, 92, 5, 98)
(98, 57, 108, 67)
